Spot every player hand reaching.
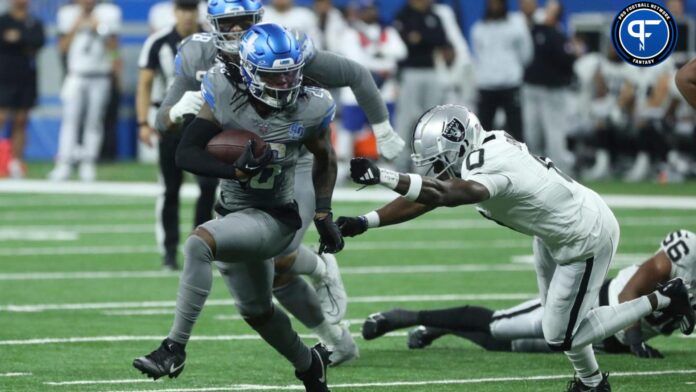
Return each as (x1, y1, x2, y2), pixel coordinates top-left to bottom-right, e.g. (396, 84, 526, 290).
(315, 212, 344, 254)
(350, 157, 382, 185)
(372, 122, 405, 161)
(336, 216, 368, 237)
(233, 139, 273, 180)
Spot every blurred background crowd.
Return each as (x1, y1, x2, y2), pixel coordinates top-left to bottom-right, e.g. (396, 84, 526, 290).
(0, 0, 695, 183)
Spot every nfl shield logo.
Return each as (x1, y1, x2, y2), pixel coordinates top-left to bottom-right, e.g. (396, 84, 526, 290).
(289, 122, 305, 140)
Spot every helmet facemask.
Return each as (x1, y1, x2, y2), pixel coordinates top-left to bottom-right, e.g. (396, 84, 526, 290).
(241, 57, 304, 108)
(411, 113, 469, 179)
(209, 10, 263, 54)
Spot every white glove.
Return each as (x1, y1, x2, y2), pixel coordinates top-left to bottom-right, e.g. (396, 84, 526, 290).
(169, 91, 204, 124)
(372, 120, 405, 161)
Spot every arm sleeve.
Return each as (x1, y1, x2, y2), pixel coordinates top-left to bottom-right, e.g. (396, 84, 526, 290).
(154, 73, 199, 132)
(304, 51, 389, 125)
(176, 117, 237, 179)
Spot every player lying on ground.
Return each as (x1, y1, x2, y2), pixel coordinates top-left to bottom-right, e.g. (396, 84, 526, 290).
(134, 24, 343, 392)
(154, 0, 405, 357)
(338, 104, 696, 392)
(358, 230, 696, 359)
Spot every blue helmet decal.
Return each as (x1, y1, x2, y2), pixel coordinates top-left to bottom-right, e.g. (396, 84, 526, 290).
(207, 0, 264, 54)
(239, 23, 305, 109)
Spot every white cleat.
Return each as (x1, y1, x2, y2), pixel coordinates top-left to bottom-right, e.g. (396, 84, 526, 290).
(315, 252, 347, 324)
(328, 322, 359, 367)
(47, 164, 72, 181)
(79, 162, 97, 182)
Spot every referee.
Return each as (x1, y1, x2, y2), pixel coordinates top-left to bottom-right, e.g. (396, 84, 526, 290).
(136, 0, 216, 270)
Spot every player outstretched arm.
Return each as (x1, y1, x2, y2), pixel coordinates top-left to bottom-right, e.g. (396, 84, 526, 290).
(676, 58, 696, 109)
(304, 125, 344, 254)
(618, 251, 673, 359)
(176, 102, 271, 180)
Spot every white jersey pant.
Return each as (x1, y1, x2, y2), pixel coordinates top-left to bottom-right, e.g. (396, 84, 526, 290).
(395, 68, 446, 172)
(521, 85, 574, 173)
(534, 214, 620, 351)
(57, 74, 111, 164)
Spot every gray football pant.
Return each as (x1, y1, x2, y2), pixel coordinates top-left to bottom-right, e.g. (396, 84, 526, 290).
(168, 208, 312, 370)
(522, 85, 575, 173)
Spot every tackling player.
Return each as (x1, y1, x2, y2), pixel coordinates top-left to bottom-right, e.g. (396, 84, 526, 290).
(155, 0, 403, 360)
(339, 104, 695, 391)
(359, 230, 696, 360)
(134, 24, 342, 392)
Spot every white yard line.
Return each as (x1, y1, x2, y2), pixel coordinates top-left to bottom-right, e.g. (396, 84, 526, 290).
(0, 229, 78, 242)
(0, 293, 535, 313)
(53, 370, 696, 391)
(45, 379, 158, 386)
(512, 253, 650, 266)
(0, 372, 32, 377)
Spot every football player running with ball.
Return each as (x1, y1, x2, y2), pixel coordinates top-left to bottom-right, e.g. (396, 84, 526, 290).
(153, 0, 404, 363)
(361, 230, 696, 360)
(339, 105, 695, 391)
(134, 24, 342, 392)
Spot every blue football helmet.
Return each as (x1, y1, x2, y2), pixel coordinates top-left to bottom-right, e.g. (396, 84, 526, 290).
(207, 0, 264, 54)
(239, 23, 305, 108)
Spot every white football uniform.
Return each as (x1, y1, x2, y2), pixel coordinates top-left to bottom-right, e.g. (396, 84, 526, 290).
(462, 130, 620, 349)
(489, 230, 696, 351)
(262, 7, 321, 49)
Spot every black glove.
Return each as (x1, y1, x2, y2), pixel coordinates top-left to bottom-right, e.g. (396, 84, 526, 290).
(336, 216, 368, 237)
(625, 327, 664, 359)
(350, 157, 381, 185)
(314, 212, 344, 254)
(234, 140, 273, 179)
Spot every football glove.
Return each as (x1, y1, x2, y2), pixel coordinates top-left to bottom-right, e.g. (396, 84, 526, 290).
(169, 91, 204, 124)
(350, 158, 381, 186)
(625, 327, 663, 359)
(314, 212, 344, 254)
(336, 216, 368, 237)
(234, 140, 273, 179)
(372, 121, 405, 161)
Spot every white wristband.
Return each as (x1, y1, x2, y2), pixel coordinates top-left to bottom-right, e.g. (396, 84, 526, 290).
(379, 168, 400, 190)
(364, 211, 380, 228)
(404, 174, 423, 202)
(371, 120, 392, 138)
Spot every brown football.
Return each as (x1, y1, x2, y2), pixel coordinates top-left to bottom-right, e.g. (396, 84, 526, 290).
(206, 129, 266, 164)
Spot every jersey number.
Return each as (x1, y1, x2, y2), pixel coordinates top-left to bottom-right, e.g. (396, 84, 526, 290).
(466, 149, 484, 170)
(532, 155, 573, 183)
(662, 231, 690, 262)
(249, 164, 282, 190)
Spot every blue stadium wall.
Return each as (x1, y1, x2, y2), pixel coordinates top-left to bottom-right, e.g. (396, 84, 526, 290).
(8, 0, 696, 161)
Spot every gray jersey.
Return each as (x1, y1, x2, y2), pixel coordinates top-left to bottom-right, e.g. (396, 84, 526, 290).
(201, 63, 335, 211)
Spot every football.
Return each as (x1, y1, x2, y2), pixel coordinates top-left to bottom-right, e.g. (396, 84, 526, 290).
(205, 129, 266, 164)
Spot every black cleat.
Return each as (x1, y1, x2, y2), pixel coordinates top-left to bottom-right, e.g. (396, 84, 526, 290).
(407, 326, 440, 349)
(295, 343, 332, 392)
(657, 278, 696, 335)
(566, 373, 611, 392)
(133, 339, 186, 380)
(361, 312, 391, 340)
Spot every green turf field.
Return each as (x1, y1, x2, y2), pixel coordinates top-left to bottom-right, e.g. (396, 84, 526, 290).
(1, 179, 696, 391)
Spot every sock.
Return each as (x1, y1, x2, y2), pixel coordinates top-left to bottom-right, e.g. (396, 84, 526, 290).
(417, 306, 494, 333)
(565, 345, 601, 387)
(381, 308, 419, 329)
(313, 320, 344, 347)
(289, 245, 325, 281)
(167, 236, 214, 345)
(273, 275, 325, 329)
(248, 306, 313, 372)
(653, 290, 671, 310)
(570, 296, 653, 348)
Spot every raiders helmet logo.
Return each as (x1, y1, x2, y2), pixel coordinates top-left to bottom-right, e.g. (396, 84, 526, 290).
(442, 118, 465, 142)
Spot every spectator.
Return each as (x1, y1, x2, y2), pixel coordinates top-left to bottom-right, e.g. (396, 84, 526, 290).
(50, 0, 121, 181)
(0, 0, 44, 179)
(522, 0, 578, 172)
(393, 0, 452, 171)
(517, 0, 544, 27)
(432, 1, 473, 106)
(263, 0, 321, 46)
(335, 0, 406, 180)
(147, 0, 208, 32)
(313, 0, 347, 53)
(471, 0, 532, 141)
(137, 0, 215, 270)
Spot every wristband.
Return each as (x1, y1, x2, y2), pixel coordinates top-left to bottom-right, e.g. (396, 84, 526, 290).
(315, 197, 332, 213)
(404, 174, 423, 201)
(364, 211, 380, 228)
(379, 168, 400, 189)
(371, 120, 392, 138)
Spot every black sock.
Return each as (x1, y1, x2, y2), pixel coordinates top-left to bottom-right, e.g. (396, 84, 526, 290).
(450, 331, 512, 352)
(416, 305, 494, 333)
(382, 308, 420, 329)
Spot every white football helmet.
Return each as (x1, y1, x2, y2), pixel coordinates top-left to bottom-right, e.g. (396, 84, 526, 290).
(411, 104, 484, 177)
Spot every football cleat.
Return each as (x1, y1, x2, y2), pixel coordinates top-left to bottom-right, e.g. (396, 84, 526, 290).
(657, 278, 696, 335)
(328, 322, 359, 367)
(295, 343, 332, 392)
(133, 339, 186, 380)
(566, 373, 611, 392)
(314, 252, 347, 325)
(407, 326, 442, 349)
(361, 312, 392, 340)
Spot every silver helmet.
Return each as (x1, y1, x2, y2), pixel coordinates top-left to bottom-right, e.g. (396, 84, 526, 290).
(411, 104, 483, 177)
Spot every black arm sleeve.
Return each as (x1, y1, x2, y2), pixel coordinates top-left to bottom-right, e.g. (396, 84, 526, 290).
(176, 117, 238, 179)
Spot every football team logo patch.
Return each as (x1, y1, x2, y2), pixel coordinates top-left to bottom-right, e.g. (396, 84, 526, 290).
(288, 122, 305, 140)
(611, 2, 677, 67)
(442, 118, 465, 142)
